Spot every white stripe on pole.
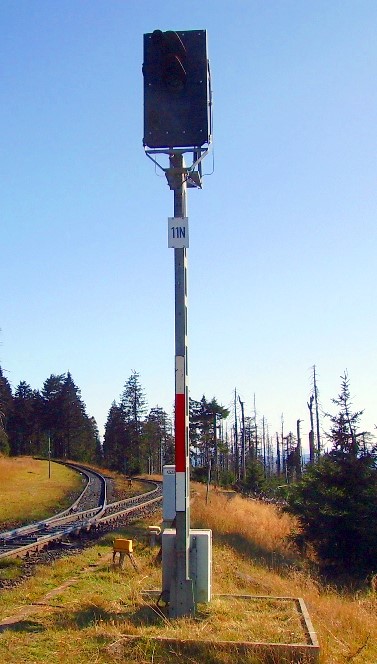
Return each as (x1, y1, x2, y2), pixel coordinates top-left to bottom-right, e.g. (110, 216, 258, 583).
(175, 472, 186, 512)
(175, 355, 185, 394)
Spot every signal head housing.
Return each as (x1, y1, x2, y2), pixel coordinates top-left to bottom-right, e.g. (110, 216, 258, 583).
(143, 29, 211, 149)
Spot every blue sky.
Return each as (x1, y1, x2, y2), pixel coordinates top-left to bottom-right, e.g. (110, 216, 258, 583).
(1, 1, 376, 448)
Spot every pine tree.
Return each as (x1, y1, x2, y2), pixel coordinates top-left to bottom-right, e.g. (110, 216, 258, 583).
(325, 372, 366, 456)
(31, 389, 46, 457)
(0, 367, 12, 455)
(239, 458, 266, 494)
(189, 396, 229, 481)
(120, 372, 147, 474)
(89, 416, 103, 465)
(40, 373, 98, 462)
(41, 374, 66, 458)
(103, 401, 128, 472)
(143, 406, 173, 473)
(60, 373, 89, 459)
(286, 373, 377, 577)
(9, 382, 35, 455)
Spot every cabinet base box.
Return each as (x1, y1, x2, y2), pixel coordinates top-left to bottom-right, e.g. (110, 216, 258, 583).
(162, 528, 212, 604)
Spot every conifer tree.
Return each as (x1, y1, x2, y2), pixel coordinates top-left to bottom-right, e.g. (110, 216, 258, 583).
(41, 373, 98, 462)
(103, 401, 128, 472)
(286, 373, 377, 577)
(60, 372, 89, 459)
(9, 381, 35, 455)
(189, 396, 229, 480)
(41, 374, 66, 458)
(325, 372, 366, 456)
(0, 367, 12, 455)
(143, 406, 173, 473)
(30, 389, 46, 457)
(89, 416, 103, 465)
(120, 372, 147, 474)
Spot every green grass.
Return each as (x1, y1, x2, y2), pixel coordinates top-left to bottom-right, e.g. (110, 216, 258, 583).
(0, 558, 23, 581)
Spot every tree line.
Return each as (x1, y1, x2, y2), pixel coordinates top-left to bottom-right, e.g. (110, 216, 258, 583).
(1, 364, 374, 490)
(1, 363, 376, 577)
(103, 371, 174, 475)
(1, 363, 369, 487)
(0, 367, 101, 462)
(0, 367, 174, 475)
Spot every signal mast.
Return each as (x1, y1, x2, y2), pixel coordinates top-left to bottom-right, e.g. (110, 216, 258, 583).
(143, 29, 212, 617)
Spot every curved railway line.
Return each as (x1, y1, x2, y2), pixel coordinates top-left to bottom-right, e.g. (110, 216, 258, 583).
(0, 463, 162, 562)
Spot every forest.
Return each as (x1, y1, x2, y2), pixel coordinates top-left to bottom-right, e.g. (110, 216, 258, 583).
(0, 368, 101, 463)
(1, 365, 376, 577)
(0, 365, 322, 481)
(0, 367, 173, 474)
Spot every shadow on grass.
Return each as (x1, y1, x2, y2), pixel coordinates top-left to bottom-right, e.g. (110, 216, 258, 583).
(126, 602, 167, 627)
(48, 599, 167, 632)
(0, 619, 45, 633)
(213, 530, 298, 574)
(51, 604, 129, 630)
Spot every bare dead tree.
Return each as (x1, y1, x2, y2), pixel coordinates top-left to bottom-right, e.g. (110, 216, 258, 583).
(307, 394, 315, 463)
(313, 365, 322, 456)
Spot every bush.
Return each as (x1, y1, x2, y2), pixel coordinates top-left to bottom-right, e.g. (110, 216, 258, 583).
(237, 459, 266, 494)
(217, 469, 236, 488)
(190, 466, 208, 484)
(286, 450, 377, 576)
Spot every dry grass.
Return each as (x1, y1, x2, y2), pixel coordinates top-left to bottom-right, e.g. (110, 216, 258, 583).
(0, 456, 83, 528)
(192, 487, 296, 567)
(0, 476, 376, 663)
(0, 526, 312, 664)
(0, 457, 151, 531)
(109, 473, 154, 500)
(191, 485, 377, 664)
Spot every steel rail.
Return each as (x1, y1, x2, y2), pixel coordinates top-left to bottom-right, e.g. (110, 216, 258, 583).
(0, 465, 161, 561)
(0, 464, 105, 544)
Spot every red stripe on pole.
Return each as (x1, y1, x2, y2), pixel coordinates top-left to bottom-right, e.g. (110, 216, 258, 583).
(175, 392, 186, 472)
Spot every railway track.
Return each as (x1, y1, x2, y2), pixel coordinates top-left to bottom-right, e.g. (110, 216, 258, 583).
(0, 463, 162, 561)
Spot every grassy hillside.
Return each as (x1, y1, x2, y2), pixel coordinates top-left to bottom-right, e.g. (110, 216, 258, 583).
(192, 487, 377, 663)
(0, 456, 83, 528)
(0, 479, 375, 662)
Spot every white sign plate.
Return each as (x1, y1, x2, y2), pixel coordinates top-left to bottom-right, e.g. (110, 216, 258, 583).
(168, 217, 189, 248)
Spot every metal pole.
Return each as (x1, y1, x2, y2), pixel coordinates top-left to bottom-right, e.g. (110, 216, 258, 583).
(169, 152, 195, 618)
